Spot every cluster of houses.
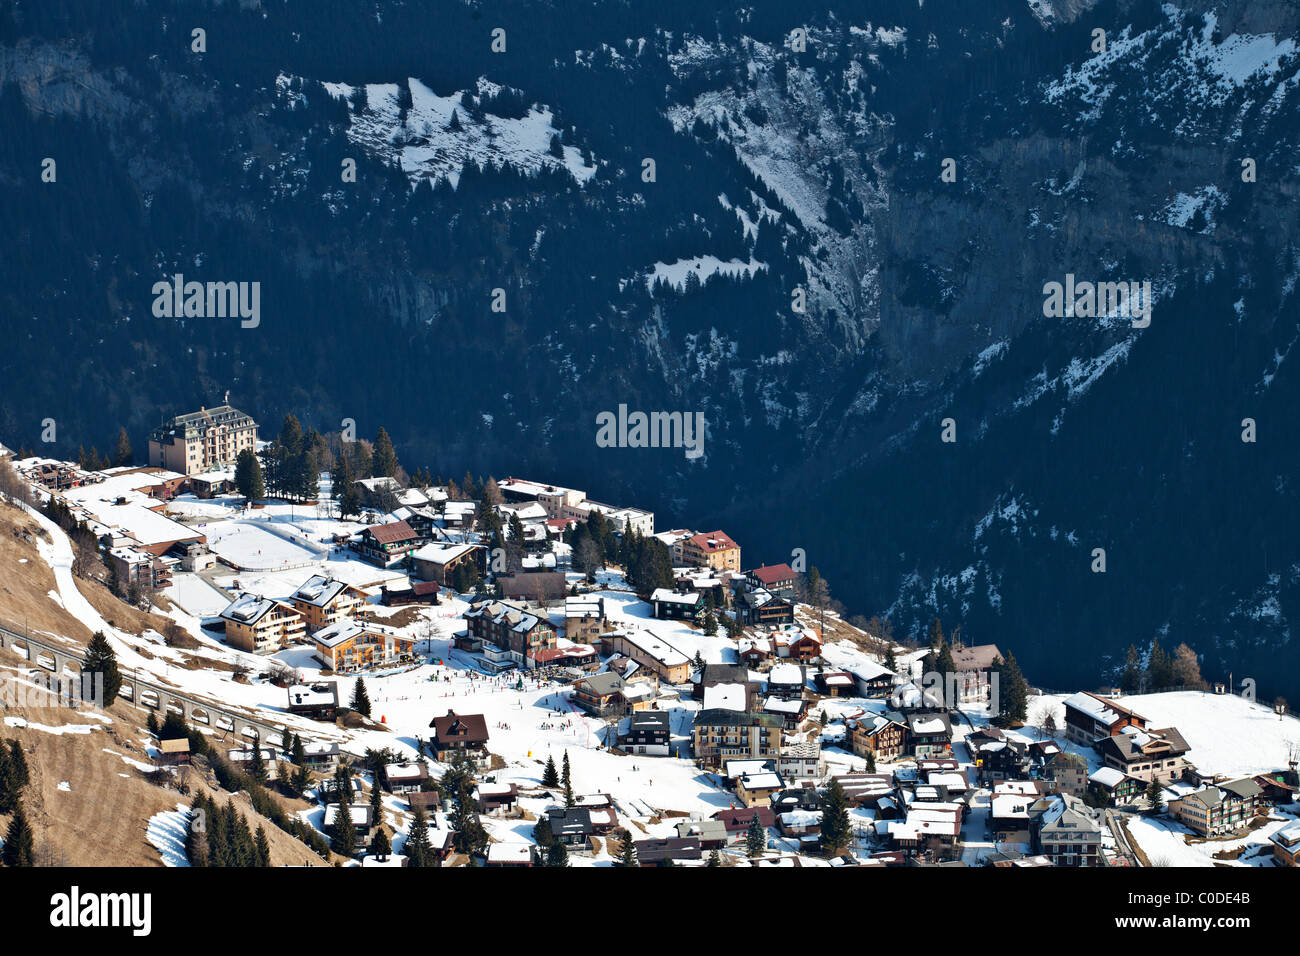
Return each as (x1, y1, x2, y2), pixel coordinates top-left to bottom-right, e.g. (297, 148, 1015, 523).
(219, 573, 417, 672)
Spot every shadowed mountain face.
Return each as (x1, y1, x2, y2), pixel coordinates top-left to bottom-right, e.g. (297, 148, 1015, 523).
(1, 0, 1297, 695)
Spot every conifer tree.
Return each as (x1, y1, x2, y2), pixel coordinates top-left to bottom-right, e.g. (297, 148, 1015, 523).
(280, 726, 293, 758)
(562, 750, 574, 807)
(1147, 778, 1164, 813)
(234, 448, 264, 501)
(745, 814, 766, 858)
(993, 652, 1029, 727)
(254, 826, 271, 867)
(701, 608, 717, 636)
(617, 831, 638, 867)
(113, 427, 133, 468)
(370, 827, 391, 859)
(2, 800, 35, 867)
(351, 677, 372, 717)
(819, 779, 851, 856)
(405, 806, 434, 867)
(7, 741, 29, 789)
(546, 841, 569, 867)
(291, 733, 306, 767)
(707, 848, 721, 866)
(1120, 644, 1143, 693)
(372, 427, 400, 479)
(331, 766, 358, 857)
(541, 754, 559, 788)
(247, 740, 267, 784)
(81, 631, 121, 705)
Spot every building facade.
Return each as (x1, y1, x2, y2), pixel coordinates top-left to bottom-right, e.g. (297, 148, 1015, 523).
(148, 404, 258, 476)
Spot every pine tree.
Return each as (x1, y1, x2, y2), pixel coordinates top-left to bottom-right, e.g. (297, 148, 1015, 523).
(745, 814, 766, 858)
(1120, 644, 1143, 693)
(291, 733, 306, 767)
(247, 741, 267, 784)
(617, 832, 638, 867)
(372, 427, 399, 479)
(562, 750, 573, 807)
(819, 780, 851, 856)
(351, 677, 372, 717)
(369, 777, 383, 824)
(546, 842, 569, 867)
(541, 754, 559, 788)
(81, 631, 121, 705)
(701, 608, 717, 636)
(254, 826, 271, 867)
(370, 827, 391, 859)
(6, 741, 28, 789)
(280, 726, 293, 758)
(405, 806, 434, 867)
(692, 649, 706, 673)
(113, 427, 133, 467)
(994, 652, 1029, 727)
(234, 448, 264, 501)
(1147, 778, 1164, 813)
(2, 800, 35, 866)
(707, 848, 721, 866)
(450, 783, 488, 856)
(0, 746, 17, 814)
(330, 766, 358, 857)
(866, 749, 877, 773)
(883, 646, 898, 674)
(336, 451, 361, 519)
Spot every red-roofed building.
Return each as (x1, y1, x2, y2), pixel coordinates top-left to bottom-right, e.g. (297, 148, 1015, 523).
(682, 530, 741, 572)
(747, 563, 796, 598)
(712, 806, 777, 845)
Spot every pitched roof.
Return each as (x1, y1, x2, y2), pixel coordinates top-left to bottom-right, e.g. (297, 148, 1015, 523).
(366, 520, 416, 544)
(429, 710, 489, 744)
(750, 563, 795, 584)
(688, 530, 739, 553)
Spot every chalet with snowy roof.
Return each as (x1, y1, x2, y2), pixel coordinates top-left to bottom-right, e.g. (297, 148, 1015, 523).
(746, 563, 796, 598)
(1087, 767, 1145, 805)
(547, 807, 595, 848)
(848, 711, 907, 762)
(383, 762, 429, 795)
(412, 542, 486, 586)
(464, 600, 557, 669)
(738, 636, 773, 667)
(312, 619, 416, 672)
(880, 804, 962, 852)
(635, 836, 703, 867)
(1170, 778, 1265, 836)
(832, 773, 898, 810)
(219, 593, 306, 654)
(766, 662, 806, 701)
(1031, 794, 1102, 866)
(617, 710, 671, 756)
(1270, 820, 1300, 866)
(988, 781, 1048, 843)
(815, 670, 856, 697)
(973, 737, 1030, 784)
(692, 710, 783, 769)
(703, 682, 750, 713)
(773, 627, 822, 663)
(681, 530, 741, 572)
(301, 742, 340, 773)
(693, 663, 750, 699)
(353, 520, 420, 565)
(844, 659, 894, 698)
(572, 672, 639, 717)
(602, 629, 692, 684)
(485, 843, 535, 867)
(323, 804, 376, 847)
(1062, 691, 1148, 745)
(428, 710, 490, 763)
(649, 587, 703, 621)
(563, 595, 608, 643)
(763, 695, 807, 731)
(290, 575, 368, 632)
(1096, 726, 1190, 784)
(747, 589, 795, 627)
(905, 712, 953, 758)
(286, 682, 339, 720)
(736, 769, 785, 807)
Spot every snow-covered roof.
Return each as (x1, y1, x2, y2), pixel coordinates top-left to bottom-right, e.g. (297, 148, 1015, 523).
(703, 683, 747, 712)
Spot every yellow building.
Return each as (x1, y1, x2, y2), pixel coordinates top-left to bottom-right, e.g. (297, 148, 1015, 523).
(291, 575, 368, 632)
(219, 594, 306, 654)
(681, 530, 741, 572)
(313, 620, 416, 673)
(148, 404, 258, 476)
